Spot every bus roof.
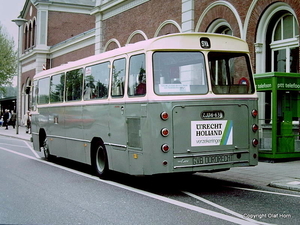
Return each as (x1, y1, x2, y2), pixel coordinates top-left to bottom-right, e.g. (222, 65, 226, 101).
(34, 32, 249, 79)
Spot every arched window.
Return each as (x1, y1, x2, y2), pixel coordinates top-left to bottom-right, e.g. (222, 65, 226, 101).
(26, 79, 32, 111)
(28, 22, 32, 49)
(215, 26, 232, 35)
(103, 39, 121, 52)
(24, 25, 28, 50)
(207, 19, 233, 36)
(32, 19, 36, 47)
(271, 13, 299, 73)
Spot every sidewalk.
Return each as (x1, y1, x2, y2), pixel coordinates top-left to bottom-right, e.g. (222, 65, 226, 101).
(198, 160, 300, 192)
(0, 125, 299, 192)
(0, 125, 31, 141)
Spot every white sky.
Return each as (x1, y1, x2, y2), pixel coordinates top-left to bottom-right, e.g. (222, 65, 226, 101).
(0, 0, 26, 86)
(0, 0, 26, 44)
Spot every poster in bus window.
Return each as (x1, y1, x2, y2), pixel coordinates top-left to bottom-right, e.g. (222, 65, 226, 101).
(159, 84, 190, 92)
(191, 120, 233, 146)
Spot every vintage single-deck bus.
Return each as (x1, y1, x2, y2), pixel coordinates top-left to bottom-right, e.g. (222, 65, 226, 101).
(31, 33, 259, 178)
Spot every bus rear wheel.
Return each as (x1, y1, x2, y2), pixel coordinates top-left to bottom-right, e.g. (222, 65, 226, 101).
(92, 143, 109, 179)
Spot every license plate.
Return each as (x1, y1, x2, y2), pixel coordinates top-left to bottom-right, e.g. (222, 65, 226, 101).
(201, 110, 224, 119)
(193, 154, 232, 165)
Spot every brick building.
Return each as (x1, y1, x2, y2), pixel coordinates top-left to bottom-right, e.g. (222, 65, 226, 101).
(17, 0, 299, 134)
(17, 0, 95, 117)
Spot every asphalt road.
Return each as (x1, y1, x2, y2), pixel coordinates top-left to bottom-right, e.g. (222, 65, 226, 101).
(0, 135, 299, 225)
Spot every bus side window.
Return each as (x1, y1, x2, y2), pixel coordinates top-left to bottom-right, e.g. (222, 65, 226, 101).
(38, 77, 50, 104)
(31, 80, 38, 110)
(111, 58, 126, 97)
(50, 73, 65, 103)
(84, 62, 110, 100)
(66, 68, 83, 101)
(128, 54, 146, 96)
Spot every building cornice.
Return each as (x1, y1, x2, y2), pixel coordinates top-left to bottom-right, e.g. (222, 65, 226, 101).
(91, 0, 149, 19)
(35, 1, 94, 14)
(50, 29, 95, 58)
(20, 47, 50, 62)
(20, 28, 96, 62)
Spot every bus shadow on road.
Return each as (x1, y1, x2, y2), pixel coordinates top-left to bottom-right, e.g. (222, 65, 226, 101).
(48, 156, 257, 195)
(111, 172, 257, 195)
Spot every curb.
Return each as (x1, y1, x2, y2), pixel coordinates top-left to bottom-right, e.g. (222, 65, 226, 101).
(0, 131, 31, 142)
(0, 134, 31, 142)
(269, 179, 300, 192)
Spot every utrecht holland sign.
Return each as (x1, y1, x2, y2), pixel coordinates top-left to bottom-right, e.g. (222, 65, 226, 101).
(191, 120, 233, 146)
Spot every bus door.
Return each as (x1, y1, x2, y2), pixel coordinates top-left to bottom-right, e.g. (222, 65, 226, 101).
(48, 106, 67, 159)
(125, 53, 147, 175)
(108, 57, 128, 173)
(64, 68, 84, 162)
(47, 73, 67, 159)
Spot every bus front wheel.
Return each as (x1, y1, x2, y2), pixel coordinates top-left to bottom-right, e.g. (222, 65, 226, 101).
(41, 136, 51, 161)
(92, 143, 109, 179)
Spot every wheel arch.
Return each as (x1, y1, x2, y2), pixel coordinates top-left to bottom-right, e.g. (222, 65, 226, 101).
(90, 137, 107, 163)
(39, 128, 46, 148)
(90, 137, 110, 178)
(91, 137, 105, 151)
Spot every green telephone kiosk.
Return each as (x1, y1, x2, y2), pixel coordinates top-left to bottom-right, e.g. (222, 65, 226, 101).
(278, 90, 295, 153)
(255, 72, 300, 159)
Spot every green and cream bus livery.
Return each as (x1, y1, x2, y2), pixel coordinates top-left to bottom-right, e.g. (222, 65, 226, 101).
(31, 33, 259, 178)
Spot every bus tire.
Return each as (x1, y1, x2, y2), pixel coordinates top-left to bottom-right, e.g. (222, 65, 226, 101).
(92, 143, 109, 179)
(41, 136, 51, 161)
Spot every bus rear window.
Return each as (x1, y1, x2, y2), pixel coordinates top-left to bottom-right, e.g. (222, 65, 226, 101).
(208, 52, 254, 94)
(153, 52, 208, 95)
